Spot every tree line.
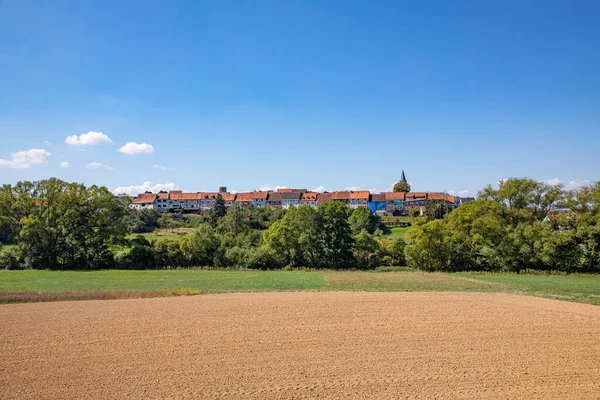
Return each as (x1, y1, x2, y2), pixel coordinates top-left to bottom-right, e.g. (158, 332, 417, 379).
(2, 177, 598, 273)
(405, 178, 600, 273)
(0, 178, 405, 270)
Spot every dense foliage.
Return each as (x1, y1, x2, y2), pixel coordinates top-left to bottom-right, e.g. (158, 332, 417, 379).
(0, 179, 402, 270)
(405, 178, 600, 273)
(0, 179, 128, 269)
(3, 177, 597, 273)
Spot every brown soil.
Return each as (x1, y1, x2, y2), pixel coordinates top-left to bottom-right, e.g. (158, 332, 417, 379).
(1, 292, 599, 399)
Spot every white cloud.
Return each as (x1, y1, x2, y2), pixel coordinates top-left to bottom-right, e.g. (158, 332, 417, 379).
(566, 179, 590, 190)
(60, 161, 69, 168)
(44, 141, 51, 146)
(86, 161, 114, 170)
(311, 186, 326, 193)
(0, 148, 51, 169)
(544, 178, 562, 186)
(448, 189, 473, 197)
(344, 186, 378, 192)
(113, 181, 181, 196)
(153, 164, 174, 171)
(118, 142, 154, 155)
(65, 131, 112, 146)
(257, 183, 288, 191)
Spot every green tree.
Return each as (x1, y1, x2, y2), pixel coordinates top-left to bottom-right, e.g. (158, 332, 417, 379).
(353, 230, 381, 269)
(318, 202, 355, 269)
(393, 181, 411, 193)
(180, 224, 220, 266)
(209, 194, 227, 225)
(0, 178, 128, 269)
(478, 178, 564, 224)
(349, 206, 380, 235)
(424, 200, 452, 220)
(217, 203, 248, 235)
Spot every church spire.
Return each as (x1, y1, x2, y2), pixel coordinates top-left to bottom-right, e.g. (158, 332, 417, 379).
(401, 169, 407, 182)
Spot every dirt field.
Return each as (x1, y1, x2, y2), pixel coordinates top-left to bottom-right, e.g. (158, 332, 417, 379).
(1, 292, 599, 399)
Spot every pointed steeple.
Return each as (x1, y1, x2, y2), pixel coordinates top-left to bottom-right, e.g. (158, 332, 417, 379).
(400, 170, 407, 183)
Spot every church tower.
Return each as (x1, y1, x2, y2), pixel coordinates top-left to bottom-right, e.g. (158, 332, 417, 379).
(400, 170, 407, 183)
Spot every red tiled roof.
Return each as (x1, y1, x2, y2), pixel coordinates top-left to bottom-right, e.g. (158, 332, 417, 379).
(406, 192, 427, 200)
(267, 192, 284, 202)
(316, 192, 331, 205)
(349, 191, 369, 200)
(301, 192, 318, 201)
(235, 192, 253, 202)
(384, 192, 406, 201)
(200, 192, 218, 200)
(157, 191, 169, 199)
(427, 192, 446, 201)
(170, 192, 202, 200)
(370, 194, 385, 202)
(221, 193, 236, 201)
(330, 191, 350, 200)
(132, 193, 157, 204)
(280, 192, 301, 200)
(277, 188, 292, 192)
(251, 191, 269, 200)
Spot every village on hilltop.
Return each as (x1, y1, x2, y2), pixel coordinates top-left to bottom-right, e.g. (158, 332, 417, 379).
(126, 171, 475, 217)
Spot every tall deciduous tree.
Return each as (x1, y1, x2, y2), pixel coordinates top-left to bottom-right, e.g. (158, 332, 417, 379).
(0, 178, 128, 269)
(393, 181, 411, 193)
(209, 194, 227, 225)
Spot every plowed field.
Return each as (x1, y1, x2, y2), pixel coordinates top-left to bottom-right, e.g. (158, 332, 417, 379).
(1, 292, 599, 399)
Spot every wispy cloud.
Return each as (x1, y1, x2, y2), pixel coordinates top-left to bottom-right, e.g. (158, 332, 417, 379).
(153, 164, 174, 171)
(566, 179, 590, 190)
(65, 131, 112, 146)
(0, 148, 51, 169)
(257, 183, 288, 191)
(118, 142, 154, 155)
(344, 186, 378, 192)
(113, 181, 181, 196)
(60, 161, 69, 168)
(448, 189, 473, 197)
(544, 178, 562, 186)
(86, 161, 114, 170)
(311, 186, 326, 193)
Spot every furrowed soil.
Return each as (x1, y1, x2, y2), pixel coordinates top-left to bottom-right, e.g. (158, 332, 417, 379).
(1, 292, 599, 399)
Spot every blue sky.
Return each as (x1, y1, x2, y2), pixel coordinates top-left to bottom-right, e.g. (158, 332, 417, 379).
(1, 0, 599, 196)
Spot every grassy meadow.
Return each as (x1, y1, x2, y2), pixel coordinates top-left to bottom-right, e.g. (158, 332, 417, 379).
(1, 269, 598, 305)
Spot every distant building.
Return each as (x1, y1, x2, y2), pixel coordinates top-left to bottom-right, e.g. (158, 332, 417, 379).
(126, 169, 474, 216)
(200, 192, 218, 210)
(130, 192, 158, 210)
(330, 191, 351, 205)
(251, 191, 269, 207)
(300, 192, 319, 207)
(169, 192, 201, 211)
(235, 192, 253, 207)
(221, 193, 236, 207)
(385, 192, 406, 216)
(316, 192, 332, 206)
(368, 193, 386, 215)
(281, 191, 302, 209)
(155, 190, 171, 211)
(349, 191, 370, 208)
(267, 192, 283, 208)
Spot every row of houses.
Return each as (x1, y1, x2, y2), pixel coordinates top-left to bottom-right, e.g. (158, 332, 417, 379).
(128, 188, 474, 216)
